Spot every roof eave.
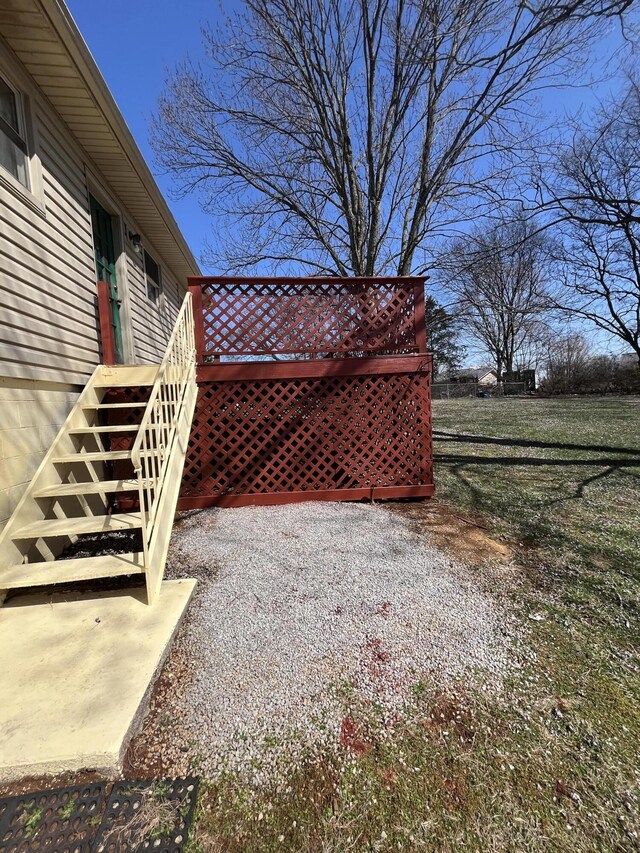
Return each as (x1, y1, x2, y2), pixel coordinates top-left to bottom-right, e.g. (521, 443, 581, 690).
(41, 0, 200, 277)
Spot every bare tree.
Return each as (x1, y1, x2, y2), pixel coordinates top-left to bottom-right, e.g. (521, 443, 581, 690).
(541, 333, 594, 393)
(152, 0, 630, 275)
(538, 79, 640, 366)
(438, 214, 553, 379)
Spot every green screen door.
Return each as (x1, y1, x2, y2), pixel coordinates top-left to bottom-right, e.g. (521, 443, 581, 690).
(90, 194, 124, 363)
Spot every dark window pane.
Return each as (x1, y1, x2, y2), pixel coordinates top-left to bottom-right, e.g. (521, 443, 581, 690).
(144, 249, 161, 302)
(144, 250, 160, 285)
(0, 125, 28, 185)
(0, 77, 19, 133)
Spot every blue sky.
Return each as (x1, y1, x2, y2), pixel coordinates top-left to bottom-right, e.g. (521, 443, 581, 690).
(66, 1, 634, 269)
(66, 2, 635, 360)
(66, 0, 217, 264)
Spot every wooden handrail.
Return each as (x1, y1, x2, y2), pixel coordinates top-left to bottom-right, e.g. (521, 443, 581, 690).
(197, 353, 432, 381)
(131, 291, 196, 587)
(187, 275, 428, 285)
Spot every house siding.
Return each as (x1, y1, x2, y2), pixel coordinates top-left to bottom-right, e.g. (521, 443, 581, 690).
(0, 103, 100, 386)
(0, 379, 79, 530)
(0, 45, 188, 531)
(126, 243, 182, 364)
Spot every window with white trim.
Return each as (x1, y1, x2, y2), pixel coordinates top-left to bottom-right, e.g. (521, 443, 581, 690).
(144, 249, 162, 303)
(0, 73, 29, 188)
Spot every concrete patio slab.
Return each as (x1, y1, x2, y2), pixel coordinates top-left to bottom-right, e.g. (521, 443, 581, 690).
(0, 578, 196, 783)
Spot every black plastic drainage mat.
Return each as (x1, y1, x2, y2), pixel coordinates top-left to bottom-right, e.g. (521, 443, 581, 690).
(95, 778, 199, 853)
(0, 782, 107, 852)
(0, 778, 199, 853)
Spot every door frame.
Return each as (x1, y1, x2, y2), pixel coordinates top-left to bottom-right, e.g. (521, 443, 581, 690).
(87, 181, 133, 363)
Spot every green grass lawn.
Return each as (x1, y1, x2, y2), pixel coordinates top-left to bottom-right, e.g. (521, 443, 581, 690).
(434, 396, 640, 624)
(190, 396, 640, 852)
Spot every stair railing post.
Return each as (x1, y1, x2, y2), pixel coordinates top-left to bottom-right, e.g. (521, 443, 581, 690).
(188, 280, 206, 364)
(97, 281, 117, 365)
(414, 280, 427, 354)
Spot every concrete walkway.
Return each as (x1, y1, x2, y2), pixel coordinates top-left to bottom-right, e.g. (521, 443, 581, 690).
(0, 579, 195, 783)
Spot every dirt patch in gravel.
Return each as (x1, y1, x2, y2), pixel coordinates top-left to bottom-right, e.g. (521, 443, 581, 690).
(126, 501, 515, 785)
(388, 500, 513, 566)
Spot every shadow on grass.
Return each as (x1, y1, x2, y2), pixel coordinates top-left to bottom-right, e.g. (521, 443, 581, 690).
(434, 453, 640, 468)
(433, 430, 640, 552)
(434, 447, 640, 497)
(433, 429, 640, 457)
(434, 429, 640, 508)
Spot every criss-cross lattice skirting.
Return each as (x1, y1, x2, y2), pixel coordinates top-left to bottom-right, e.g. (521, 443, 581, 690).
(178, 355, 433, 508)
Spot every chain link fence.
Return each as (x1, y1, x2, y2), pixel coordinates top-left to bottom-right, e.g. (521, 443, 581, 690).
(432, 381, 526, 400)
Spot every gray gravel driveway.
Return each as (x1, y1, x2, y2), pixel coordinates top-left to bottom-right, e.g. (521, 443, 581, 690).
(146, 501, 511, 781)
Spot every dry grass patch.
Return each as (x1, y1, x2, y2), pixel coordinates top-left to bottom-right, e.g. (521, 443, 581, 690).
(98, 783, 183, 851)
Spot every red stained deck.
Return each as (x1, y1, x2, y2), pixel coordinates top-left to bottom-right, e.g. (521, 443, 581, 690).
(178, 276, 433, 508)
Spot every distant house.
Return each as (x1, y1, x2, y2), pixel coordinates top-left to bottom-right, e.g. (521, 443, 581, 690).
(446, 367, 498, 386)
(0, 0, 199, 530)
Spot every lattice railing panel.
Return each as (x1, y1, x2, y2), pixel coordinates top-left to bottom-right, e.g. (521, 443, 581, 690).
(194, 277, 424, 359)
(180, 371, 432, 500)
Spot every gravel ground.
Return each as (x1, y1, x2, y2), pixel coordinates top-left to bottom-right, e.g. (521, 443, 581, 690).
(138, 502, 512, 782)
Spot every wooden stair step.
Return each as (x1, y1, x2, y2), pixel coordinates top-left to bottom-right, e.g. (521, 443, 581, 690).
(0, 552, 145, 589)
(93, 365, 158, 389)
(34, 479, 141, 497)
(82, 402, 147, 410)
(11, 512, 144, 539)
(93, 381, 154, 388)
(69, 425, 138, 434)
(53, 450, 132, 463)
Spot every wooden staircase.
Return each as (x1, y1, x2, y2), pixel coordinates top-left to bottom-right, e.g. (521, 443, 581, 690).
(0, 293, 197, 605)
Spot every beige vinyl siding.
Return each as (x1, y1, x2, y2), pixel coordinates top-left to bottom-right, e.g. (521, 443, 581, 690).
(0, 378, 79, 530)
(0, 98, 186, 382)
(127, 243, 183, 364)
(0, 36, 191, 530)
(2, 0, 199, 286)
(0, 102, 99, 385)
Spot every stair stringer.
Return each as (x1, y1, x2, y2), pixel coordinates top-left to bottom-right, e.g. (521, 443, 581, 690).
(0, 366, 107, 576)
(0, 364, 159, 602)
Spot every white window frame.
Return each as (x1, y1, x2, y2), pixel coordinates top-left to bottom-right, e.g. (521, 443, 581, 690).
(0, 70, 30, 189)
(144, 248, 163, 305)
(0, 50, 44, 215)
